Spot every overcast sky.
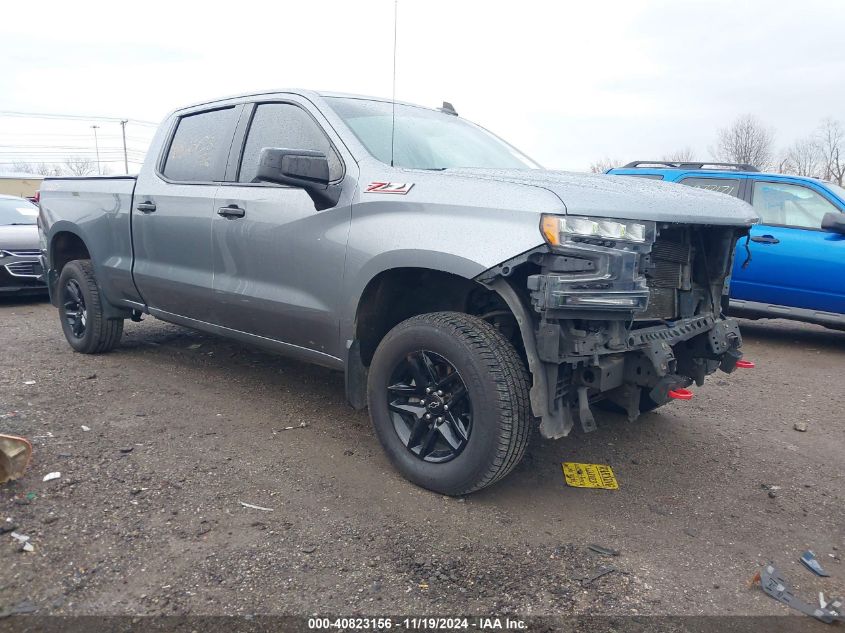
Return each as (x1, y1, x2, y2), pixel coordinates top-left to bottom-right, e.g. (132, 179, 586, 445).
(1, 0, 843, 174)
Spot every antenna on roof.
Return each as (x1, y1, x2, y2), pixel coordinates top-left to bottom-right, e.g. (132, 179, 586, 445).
(439, 102, 458, 116)
(390, 0, 398, 167)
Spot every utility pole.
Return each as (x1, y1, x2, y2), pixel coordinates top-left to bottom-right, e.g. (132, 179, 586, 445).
(119, 120, 129, 174)
(91, 125, 101, 175)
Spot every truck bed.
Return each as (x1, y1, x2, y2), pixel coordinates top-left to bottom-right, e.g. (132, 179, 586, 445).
(39, 176, 140, 307)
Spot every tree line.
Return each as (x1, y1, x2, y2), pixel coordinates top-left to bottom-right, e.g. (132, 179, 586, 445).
(8, 157, 112, 177)
(590, 115, 845, 185)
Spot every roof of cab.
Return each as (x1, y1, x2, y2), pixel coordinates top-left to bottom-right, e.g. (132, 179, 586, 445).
(172, 89, 438, 115)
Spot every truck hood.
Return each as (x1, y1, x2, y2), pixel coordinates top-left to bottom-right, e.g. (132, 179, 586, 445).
(444, 168, 759, 226)
(0, 224, 39, 251)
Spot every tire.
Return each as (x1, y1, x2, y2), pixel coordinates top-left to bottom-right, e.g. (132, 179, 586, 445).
(57, 260, 123, 354)
(367, 312, 531, 496)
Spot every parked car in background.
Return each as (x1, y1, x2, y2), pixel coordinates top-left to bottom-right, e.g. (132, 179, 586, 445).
(0, 194, 46, 296)
(608, 162, 845, 330)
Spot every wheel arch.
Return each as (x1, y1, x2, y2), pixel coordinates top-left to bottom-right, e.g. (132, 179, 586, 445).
(343, 253, 541, 410)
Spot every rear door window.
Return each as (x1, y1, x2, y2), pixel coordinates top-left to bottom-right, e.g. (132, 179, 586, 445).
(238, 103, 342, 184)
(679, 177, 741, 197)
(163, 107, 239, 182)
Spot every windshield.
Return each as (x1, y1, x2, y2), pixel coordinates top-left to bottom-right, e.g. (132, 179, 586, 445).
(326, 97, 540, 170)
(0, 198, 38, 226)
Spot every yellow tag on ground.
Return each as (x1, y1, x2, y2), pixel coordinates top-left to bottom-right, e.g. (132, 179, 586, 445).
(562, 462, 619, 490)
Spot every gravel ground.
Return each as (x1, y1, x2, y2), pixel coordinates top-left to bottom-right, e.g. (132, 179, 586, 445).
(1, 296, 843, 621)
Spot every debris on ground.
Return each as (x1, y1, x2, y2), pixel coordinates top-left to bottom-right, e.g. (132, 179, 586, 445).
(582, 565, 617, 586)
(10, 531, 34, 552)
(0, 435, 33, 484)
(755, 563, 844, 623)
(562, 462, 619, 490)
(587, 544, 620, 557)
(275, 422, 309, 432)
(301, 545, 317, 554)
(239, 501, 274, 512)
(80, 425, 91, 432)
(42, 472, 61, 482)
(23, 380, 35, 385)
(800, 550, 830, 577)
(794, 422, 808, 432)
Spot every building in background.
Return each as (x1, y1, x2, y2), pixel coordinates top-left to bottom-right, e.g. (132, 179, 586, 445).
(0, 173, 44, 199)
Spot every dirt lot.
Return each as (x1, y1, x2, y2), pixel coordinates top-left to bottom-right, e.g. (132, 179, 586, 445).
(1, 296, 843, 621)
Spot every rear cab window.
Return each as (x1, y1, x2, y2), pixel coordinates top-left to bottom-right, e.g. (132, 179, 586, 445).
(679, 177, 741, 197)
(162, 107, 240, 182)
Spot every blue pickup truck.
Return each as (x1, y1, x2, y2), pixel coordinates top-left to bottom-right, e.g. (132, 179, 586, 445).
(608, 162, 845, 330)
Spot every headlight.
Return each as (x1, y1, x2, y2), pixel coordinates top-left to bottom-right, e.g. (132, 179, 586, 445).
(541, 214, 648, 246)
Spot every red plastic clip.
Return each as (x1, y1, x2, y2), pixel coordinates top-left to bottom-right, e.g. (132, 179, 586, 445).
(736, 359, 755, 369)
(668, 388, 694, 400)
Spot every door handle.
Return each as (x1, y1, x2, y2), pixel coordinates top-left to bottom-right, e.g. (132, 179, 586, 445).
(217, 205, 246, 218)
(136, 201, 157, 213)
(750, 235, 779, 244)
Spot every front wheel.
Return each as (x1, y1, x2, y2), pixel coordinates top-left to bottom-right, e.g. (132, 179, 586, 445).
(367, 312, 531, 496)
(57, 260, 123, 354)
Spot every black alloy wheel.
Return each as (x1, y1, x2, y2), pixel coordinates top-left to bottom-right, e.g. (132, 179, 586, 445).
(387, 350, 473, 463)
(62, 278, 88, 339)
(367, 312, 531, 496)
(56, 259, 123, 354)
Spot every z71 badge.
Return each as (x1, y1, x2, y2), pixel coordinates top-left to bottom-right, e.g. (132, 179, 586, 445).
(365, 182, 414, 194)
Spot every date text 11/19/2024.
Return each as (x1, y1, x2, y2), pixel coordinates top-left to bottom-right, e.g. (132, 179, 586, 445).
(308, 616, 528, 630)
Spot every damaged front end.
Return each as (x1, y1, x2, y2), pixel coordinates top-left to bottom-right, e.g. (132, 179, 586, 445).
(481, 215, 749, 439)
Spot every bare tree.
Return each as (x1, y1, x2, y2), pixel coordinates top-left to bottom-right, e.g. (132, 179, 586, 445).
(661, 147, 696, 163)
(781, 137, 822, 177)
(10, 161, 36, 174)
(63, 156, 97, 177)
(589, 157, 621, 174)
(712, 114, 774, 169)
(35, 162, 64, 177)
(817, 118, 845, 185)
(10, 161, 64, 176)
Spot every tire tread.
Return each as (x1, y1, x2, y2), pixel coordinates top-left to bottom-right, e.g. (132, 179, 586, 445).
(396, 312, 531, 495)
(60, 260, 123, 354)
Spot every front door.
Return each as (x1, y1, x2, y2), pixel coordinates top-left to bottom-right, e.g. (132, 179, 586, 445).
(211, 100, 353, 359)
(730, 179, 845, 313)
(132, 105, 241, 321)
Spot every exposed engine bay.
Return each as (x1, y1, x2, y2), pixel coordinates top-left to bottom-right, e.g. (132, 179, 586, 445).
(481, 222, 749, 439)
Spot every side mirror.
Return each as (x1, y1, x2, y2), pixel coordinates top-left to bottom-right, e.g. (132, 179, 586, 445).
(821, 211, 845, 235)
(255, 148, 340, 210)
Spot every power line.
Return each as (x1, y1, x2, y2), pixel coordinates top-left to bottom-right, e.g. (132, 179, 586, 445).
(0, 111, 158, 127)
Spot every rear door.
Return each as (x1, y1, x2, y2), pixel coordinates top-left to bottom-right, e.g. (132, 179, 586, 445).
(210, 98, 354, 359)
(132, 105, 241, 321)
(730, 178, 845, 313)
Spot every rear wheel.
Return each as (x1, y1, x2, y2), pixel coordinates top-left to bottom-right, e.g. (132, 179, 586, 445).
(367, 312, 531, 496)
(57, 260, 123, 354)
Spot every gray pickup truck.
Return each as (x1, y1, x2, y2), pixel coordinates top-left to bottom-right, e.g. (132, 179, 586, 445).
(39, 90, 758, 495)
